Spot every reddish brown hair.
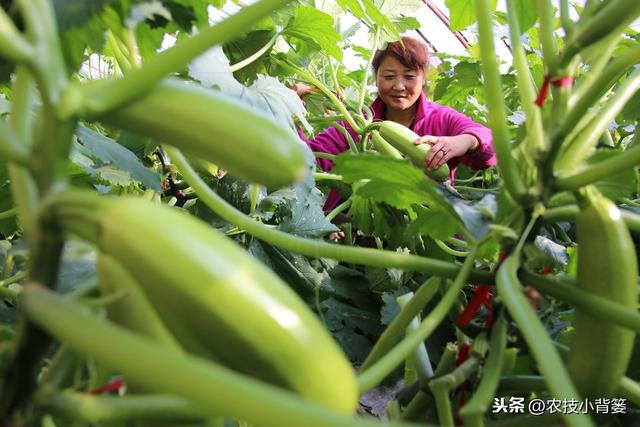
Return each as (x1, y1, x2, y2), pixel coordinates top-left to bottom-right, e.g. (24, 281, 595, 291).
(372, 37, 429, 73)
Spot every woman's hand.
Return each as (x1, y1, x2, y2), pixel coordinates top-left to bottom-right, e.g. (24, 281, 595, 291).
(291, 83, 315, 99)
(413, 134, 479, 170)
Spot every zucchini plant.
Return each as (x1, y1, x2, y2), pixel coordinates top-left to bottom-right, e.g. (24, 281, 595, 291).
(0, 0, 639, 426)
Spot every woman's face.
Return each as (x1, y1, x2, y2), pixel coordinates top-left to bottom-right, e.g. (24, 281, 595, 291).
(375, 55, 425, 113)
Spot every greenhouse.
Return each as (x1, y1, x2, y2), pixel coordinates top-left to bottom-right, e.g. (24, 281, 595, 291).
(1, 0, 640, 426)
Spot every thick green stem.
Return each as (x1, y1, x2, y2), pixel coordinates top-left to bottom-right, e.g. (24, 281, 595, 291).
(8, 67, 39, 241)
(496, 257, 595, 427)
(506, 1, 545, 156)
(36, 390, 212, 423)
(537, 0, 559, 75)
(459, 314, 508, 427)
(520, 269, 640, 333)
(554, 70, 640, 172)
(562, 0, 640, 66)
(554, 142, 640, 190)
(429, 358, 480, 427)
(18, 0, 68, 105)
(166, 146, 494, 281)
(0, 118, 30, 166)
(360, 277, 440, 372)
(73, 0, 293, 118)
(474, 0, 528, 203)
(357, 246, 479, 393)
(358, 26, 380, 113)
(555, 43, 640, 147)
(0, 6, 34, 63)
(559, 0, 574, 37)
(21, 285, 420, 427)
(230, 31, 279, 72)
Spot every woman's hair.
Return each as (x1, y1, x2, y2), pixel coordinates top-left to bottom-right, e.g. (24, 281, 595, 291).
(372, 37, 429, 73)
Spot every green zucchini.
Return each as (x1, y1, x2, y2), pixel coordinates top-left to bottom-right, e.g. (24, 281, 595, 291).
(97, 78, 308, 189)
(97, 253, 182, 351)
(46, 190, 358, 414)
(377, 121, 450, 181)
(568, 186, 638, 397)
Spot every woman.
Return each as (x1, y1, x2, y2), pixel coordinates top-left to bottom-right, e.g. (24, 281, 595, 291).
(297, 37, 496, 237)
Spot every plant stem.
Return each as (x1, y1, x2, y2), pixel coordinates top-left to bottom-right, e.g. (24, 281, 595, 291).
(358, 26, 380, 113)
(0, 271, 27, 287)
(542, 204, 640, 232)
(313, 172, 343, 181)
(435, 239, 469, 257)
(8, 67, 39, 240)
(35, 390, 212, 423)
(559, 0, 574, 37)
(167, 146, 494, 281)
(360, 277, 440, 372)
(537, 0, 559, 75)
(459, 314, 508, 427)
(496, 256, 595, 427)
(230, 31, 280, 72)
(506, 1, 545, 156)
(474, 0, 528, 204)
(0, 118, 30, 166)
(562, 0, 640, 65)
(17, 0, 68, 105)
(325, 198, 352, 222)
(21, 285, 421, 427)
(0, 5, 34, 63)
(312, 151, 337, 160)
(555, 70, 640, 172)
(429, 358, 480, 427)
(74, 0, 293, 118)
(555, 43, 640, 147)
(357, 246, 479, 393)
(284, 62, 361, 133)
(520, 269, 640, 333)
(554, 142, 640, 190)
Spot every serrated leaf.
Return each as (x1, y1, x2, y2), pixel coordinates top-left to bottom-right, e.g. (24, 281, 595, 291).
(282, 6, 342, 60)
(75, 125, 161, 190)
(278, 180, 339, 238)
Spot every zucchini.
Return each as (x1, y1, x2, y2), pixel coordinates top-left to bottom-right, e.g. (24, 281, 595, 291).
(98, 78, 308, 189)
(377, 121, 450, 181)
(568, 186, 638, 397)
(46, 190, 358, 414)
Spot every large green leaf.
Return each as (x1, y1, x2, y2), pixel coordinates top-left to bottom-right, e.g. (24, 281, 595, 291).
(282, 6, 342, 60)
(75, 125, 161, 190)
(445, 0, 497, 31)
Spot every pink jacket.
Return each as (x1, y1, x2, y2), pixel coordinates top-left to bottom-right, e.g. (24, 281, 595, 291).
(300, 92, 497, 210)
